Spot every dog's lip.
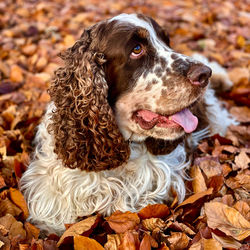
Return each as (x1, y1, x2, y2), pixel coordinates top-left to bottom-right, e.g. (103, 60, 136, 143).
(132, 99, 199, 131)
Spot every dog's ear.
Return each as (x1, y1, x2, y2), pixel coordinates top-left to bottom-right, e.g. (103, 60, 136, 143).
(48, 27, 130, 171)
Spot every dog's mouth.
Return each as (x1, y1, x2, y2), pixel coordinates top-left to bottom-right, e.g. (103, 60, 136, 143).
(132, 105, 198, 133)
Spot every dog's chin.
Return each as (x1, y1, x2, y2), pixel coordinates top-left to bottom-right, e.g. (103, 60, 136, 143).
(124, 124, 186, 142)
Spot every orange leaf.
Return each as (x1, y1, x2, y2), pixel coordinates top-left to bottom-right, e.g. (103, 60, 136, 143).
(9, 188, 29, 219)
(120, 231, 140, 250)
(74, 235, 104, 250)
(139, 234, 151, 250)
(105, 211, 140, 234)
(204, 201, 250, 241)
(176, 188, 213, 209)
(138, 204, 169, 220)
(57, 215, 100, 247)
(24, 222, 40, 240)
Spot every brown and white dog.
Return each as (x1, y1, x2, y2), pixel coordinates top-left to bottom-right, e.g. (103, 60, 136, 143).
(20, 13, 236, 234)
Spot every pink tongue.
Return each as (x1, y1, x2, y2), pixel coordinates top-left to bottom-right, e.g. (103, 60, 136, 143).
(170, 108, 198, 133)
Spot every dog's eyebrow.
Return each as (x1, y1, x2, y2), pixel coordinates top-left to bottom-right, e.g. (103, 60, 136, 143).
(136, 28, 149, 39)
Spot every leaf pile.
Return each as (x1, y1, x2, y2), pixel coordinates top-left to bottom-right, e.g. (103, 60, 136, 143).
(0, 0, 249, 249)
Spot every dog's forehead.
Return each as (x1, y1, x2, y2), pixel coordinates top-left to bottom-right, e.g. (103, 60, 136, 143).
(109, 13, 171, 52)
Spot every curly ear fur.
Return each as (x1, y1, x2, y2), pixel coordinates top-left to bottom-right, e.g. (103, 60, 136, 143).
(48, 28, 130, 171)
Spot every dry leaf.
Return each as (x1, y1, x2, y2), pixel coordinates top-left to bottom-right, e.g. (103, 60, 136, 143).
(139, 234, 151, 250)
(167, 232, 190, 250)
(142, 218, 166, 231)
(189, 237, 222, 250)
(0, 198, 22, 217)
(106, 211, 140, 234)
(176, 188, 213, 209)
(233, 201, 250, 221)
(74, 235, 104, 250)
(234, 151, 250, 170)
(10, 65, 24, 83)
(190, 165, 207, 193)
(230, 106, 250, 123)
(104, 234, 122, 250)
(138, 204, 169, 220)
(212, 233, 241, 249)
(57, 215, 100, 246)
(204, 201, 250, 240)
(9, 221, 26, 240)
(119, 231, 140, 250)
(24, 222, 40, 240)
(9, 188, 29, 219)
(197, 158, 222, 179)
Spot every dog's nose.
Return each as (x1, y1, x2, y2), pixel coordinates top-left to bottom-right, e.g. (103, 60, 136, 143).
(187, 64, 212, 87)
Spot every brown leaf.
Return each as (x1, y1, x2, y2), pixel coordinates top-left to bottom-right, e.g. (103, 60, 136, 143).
(230, 106, 250, 123)
(104, 234, 122, 250)
(189, 238, 222, 250)
(139, 234, 151, 250)
(106, 211, 140, 234)
(10, 65, 24, 83)
(204, 201, 250, 240)
(9, 188, 29, 219)
(119, 231, 140, 250)
(234, 151, 250, 170)
(166, 232, 190, 250)
(138, 204, 169, 220)
(190, 165, 207, 193)
(0, 198, 22, 217)
(9, 221, 26, 240)
(208, 175, 224, 192)
(24, 222, 40, 240)
(212, 233, 241, 249)
(142, 218, 166, 231)
(176, 188, 213, 209)
(226, 173, 250, 190)
(74, 235, 104, 250)
(57, 215, 100, 246)
(233, 201, 250, 221)
(197, 157, 222, 179)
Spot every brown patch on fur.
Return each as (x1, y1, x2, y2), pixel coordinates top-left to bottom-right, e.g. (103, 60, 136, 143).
(48, 27, 130, 172)
(145, 136, 185, 155)
(137, 28, 149, 39)
(145, 84, 152, 91)
(155, 66, 163, 77)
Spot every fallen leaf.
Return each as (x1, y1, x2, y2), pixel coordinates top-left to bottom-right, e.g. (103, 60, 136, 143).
(226, 173, 250, 190)
(9, 221, 26, 240)
(204, 201, 250, 240)
(189, 237, 222, 250)
(104, 234, 122, 250)
(212, 233, 241, 249)
(234, 151, 250, 170)
(233, 201, 250, 221)
(10, 65, 24, 83)
(139, 234, 151, 250)
(166, 232, 190, 250)
(74, 235, 104, 250)
(230, 106, 250, 123)
(176, 188, 213, 209)
(24, 222, 40, 240)
(190, 165, 207, 193)
(119, 231, 140, 250)
(106, 211, 140, 234)
(9, 188, 29, 219)
(142, 218, 166, 231)
(138, 204, 169, 219)
(57, 215, 100, 246)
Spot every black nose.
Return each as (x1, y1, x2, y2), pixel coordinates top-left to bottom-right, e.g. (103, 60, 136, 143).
(187, 64, 212, 87)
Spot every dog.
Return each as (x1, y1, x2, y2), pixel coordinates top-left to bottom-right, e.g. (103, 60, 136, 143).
(20, 13, 236, 234)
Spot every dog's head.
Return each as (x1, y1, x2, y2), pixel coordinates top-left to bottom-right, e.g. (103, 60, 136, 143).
(49, 13, 211, 171)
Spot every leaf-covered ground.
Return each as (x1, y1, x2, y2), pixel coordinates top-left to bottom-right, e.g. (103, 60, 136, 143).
(0, 0, 249, 249)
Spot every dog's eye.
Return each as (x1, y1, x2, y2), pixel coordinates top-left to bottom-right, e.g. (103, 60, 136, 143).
(131, 44, 143, 58)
